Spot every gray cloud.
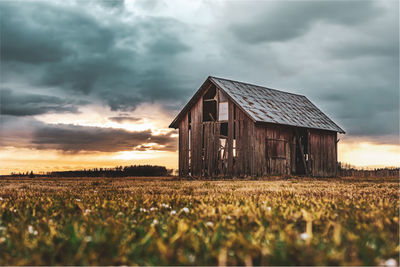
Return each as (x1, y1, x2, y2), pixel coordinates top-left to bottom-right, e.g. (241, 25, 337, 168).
(32, 124, 176, 153)
(0, 89, 86, 116)
(1, 1, 192, 111)
(108, 116, 143, 123)
(227, 1, 383, 43)
(0, 116, 177, 153)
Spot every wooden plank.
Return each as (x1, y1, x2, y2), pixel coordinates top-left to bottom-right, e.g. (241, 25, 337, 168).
(227, 101, 234, 177)
(190, 100, 202, 177)
(334, 132, 338, 177)
(179, 115, 189, 177)
(179, 121, 183, 176)
(308, 129, 337, 177)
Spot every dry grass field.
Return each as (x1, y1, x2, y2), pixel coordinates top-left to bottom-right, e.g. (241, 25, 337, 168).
(0, 177, 398, 265)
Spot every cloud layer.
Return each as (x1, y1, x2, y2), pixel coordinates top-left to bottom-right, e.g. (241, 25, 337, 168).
(0, 116, 176, 153)
(0, 0, 398, 156)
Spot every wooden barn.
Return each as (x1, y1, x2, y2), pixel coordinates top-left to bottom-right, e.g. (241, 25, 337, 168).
(169, 76, 345, 177)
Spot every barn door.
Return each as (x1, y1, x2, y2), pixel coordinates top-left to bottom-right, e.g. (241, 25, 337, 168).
(202, 122, 219, 177)
(294, 129, 309, 175)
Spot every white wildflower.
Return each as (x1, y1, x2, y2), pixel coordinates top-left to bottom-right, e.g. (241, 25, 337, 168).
(0, 197, 3, 201)
(300, 232, 310, 240)
(182, 207, 189, 214)
(117, 212, 124, 216)
(151, 219, 159, 226)
(28, 225, 37, 235)
(150, 207, 157, 211)
(384, 258, 397, 267)
(187, 254, 196, 263)
(75, 199, 81, 202)
(139, 208, 147, 212)
(13, 209, 17, 213)
(0, 226, 6, 232)
(206, 221, 214, 227)
(161, 203, 170, 209)
(226, 215, 232, 220)
(84, 236, 93, 242)
(0, 237, 5, 243)
(93, 191, 98, 193)
(266, 206, 272, 212)
(170, 210, 177, 215)
(84, 209, 91, 215)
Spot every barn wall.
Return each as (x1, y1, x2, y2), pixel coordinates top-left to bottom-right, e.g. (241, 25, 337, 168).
(309, 129, 337, 177)
(231, 103, 256, 177)
(190, 99, 203, 177)
(178, 114, 189, 176)
(253, 123, 293, 176)
(203, 122, 219, 176)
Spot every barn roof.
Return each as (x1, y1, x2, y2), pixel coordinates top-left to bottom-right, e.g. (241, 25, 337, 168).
(169, 76, 345, 133)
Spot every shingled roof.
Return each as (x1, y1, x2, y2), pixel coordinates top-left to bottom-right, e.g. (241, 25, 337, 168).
(170, 76, 345, 133)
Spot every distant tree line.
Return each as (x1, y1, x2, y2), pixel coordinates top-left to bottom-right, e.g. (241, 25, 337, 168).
(9, 165, 172, 178)
(337, 162, 399, 178)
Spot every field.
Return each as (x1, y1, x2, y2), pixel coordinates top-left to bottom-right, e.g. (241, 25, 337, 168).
(0, 177, 398, 266)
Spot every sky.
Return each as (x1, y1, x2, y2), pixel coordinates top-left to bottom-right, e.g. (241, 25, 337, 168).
(0, 0, 398, 174)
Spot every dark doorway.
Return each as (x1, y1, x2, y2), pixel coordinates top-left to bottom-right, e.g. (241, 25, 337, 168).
(294, 129, 309, 175)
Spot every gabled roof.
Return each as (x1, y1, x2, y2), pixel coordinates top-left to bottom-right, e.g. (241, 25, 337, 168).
(169, 76, 345, 133)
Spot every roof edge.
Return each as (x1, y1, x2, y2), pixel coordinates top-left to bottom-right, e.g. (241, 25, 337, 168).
(255, 120, 345, 134)
(169, 76, 213, 129)
(209, 77, 257, 123)
(209, 75, 306, 98)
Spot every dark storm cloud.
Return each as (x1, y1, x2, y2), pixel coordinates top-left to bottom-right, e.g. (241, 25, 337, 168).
(0, 1, 192, 111)
(0, 116, 177, 152)
(94, 0, 125, 10)
(329, 40, 398, 59)
(32, 124, 177, 152)
(0, 4, 70, 64)
(108, 116, 142, 123)
(210, 0, 398, 143)
(318, 85, 399, 137)
(0, 89, 86, 116)
(228, 1, 383, 43)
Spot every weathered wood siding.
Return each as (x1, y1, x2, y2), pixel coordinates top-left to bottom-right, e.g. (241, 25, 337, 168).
(178, 114, 189, 176)
(190, 99, 203, 177)
(231, 103, 255, 177)
(309, 129, 337, 177)
(203, 122, 219, 176)
(253, 123, 293, 176)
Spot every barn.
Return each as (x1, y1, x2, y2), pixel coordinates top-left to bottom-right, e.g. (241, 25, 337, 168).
(169, 76, 345, 178)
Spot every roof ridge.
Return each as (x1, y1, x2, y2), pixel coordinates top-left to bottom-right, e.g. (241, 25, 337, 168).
(209, 76, 306, 98)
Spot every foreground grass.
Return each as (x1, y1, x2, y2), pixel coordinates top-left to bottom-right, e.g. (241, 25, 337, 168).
(0, 177, 398, 265)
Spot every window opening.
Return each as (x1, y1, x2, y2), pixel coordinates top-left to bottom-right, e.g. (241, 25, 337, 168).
(220, 122, 228, 138)
(233, 139, 237, 158)
(218, 102, 228, 121)
(219, 138, 227, 160)
(203, 85, 217, 122)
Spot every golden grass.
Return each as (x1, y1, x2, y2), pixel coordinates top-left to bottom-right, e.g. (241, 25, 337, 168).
(0, 176, 398, 265)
